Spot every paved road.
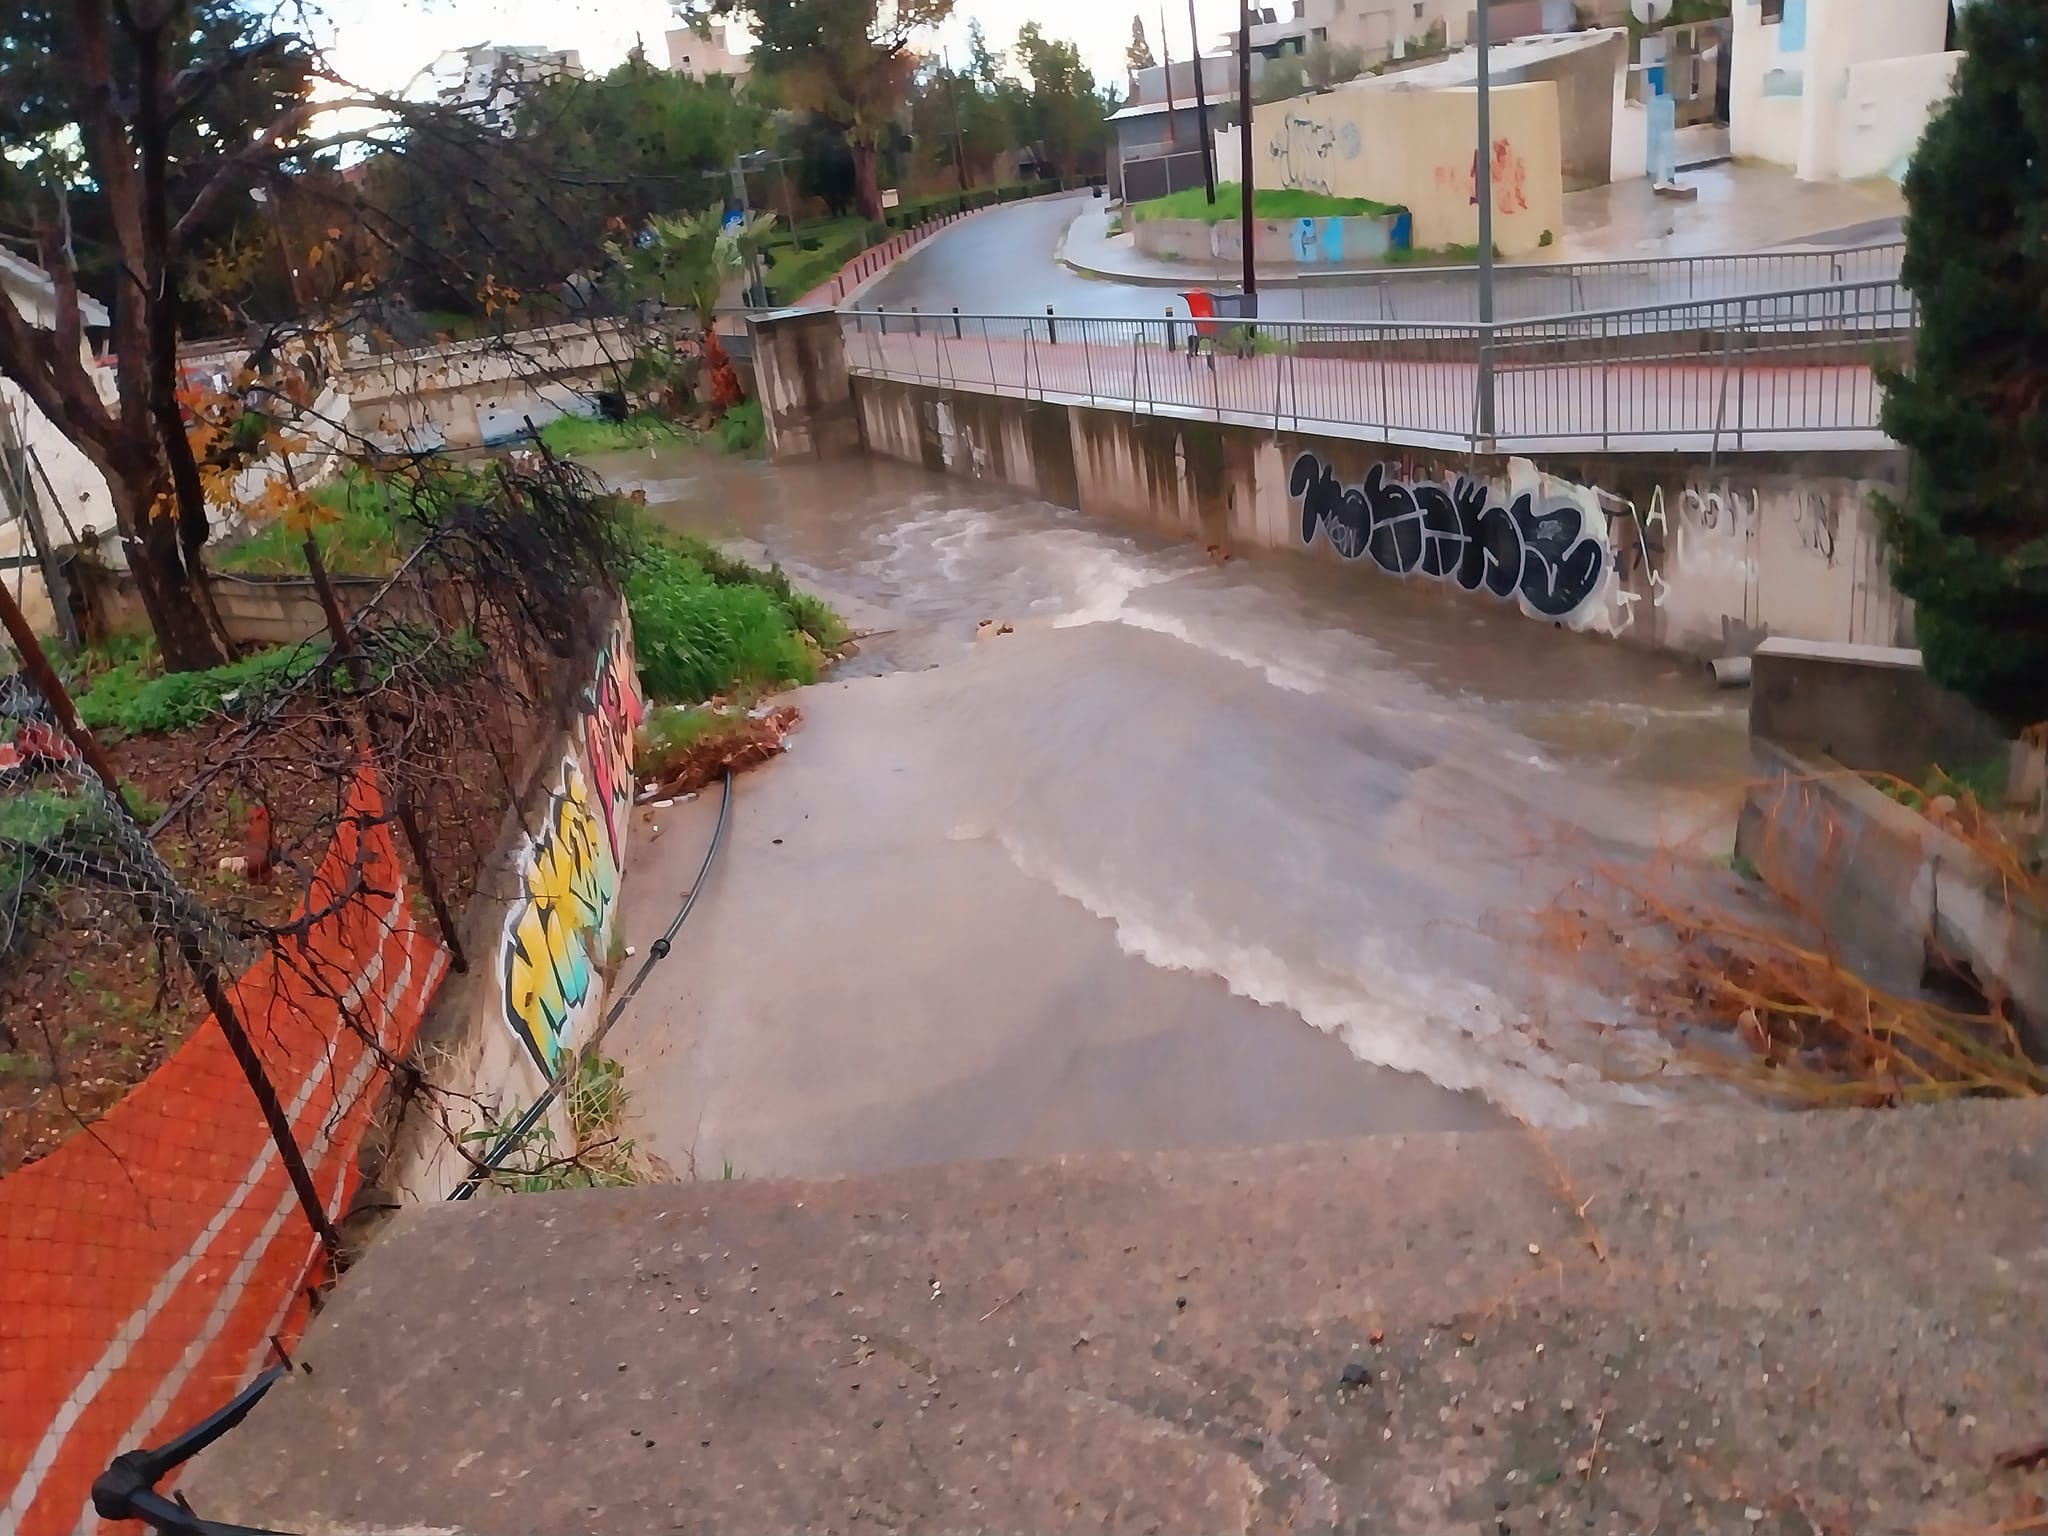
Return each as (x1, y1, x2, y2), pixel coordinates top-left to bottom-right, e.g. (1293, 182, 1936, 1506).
(856, 193, 1904, 327)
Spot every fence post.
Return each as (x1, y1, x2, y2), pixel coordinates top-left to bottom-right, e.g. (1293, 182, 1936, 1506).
(1735, 295, 1749, 453)
(1044, 305, 1058, 346)
(953, 305, 963, 340)
(298, 526, 467, 973)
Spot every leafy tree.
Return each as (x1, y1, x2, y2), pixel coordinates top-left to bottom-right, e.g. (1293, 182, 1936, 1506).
(1013, 24, 1112, 178)
(687, 0, 956, 219)
(1304, 40, 1366, 89)
(608, 207, 775, 410)
(1255, 55, 1307, 103)
(1127, 15, 1157, 75)
(1878, 0, 2048, 727)
(0, 0, 322, 669)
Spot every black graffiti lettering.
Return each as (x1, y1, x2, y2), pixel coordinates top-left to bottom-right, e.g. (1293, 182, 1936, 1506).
(1362, 464, 1424, 574)
(1415, 484, 1465, 579)
(1292, 454, 1606, 621)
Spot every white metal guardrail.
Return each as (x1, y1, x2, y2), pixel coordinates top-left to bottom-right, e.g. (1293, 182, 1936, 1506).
(840, 277, 1917, 455)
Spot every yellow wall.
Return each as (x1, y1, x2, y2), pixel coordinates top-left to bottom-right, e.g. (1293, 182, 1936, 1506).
(1250, 82, 1564, 256)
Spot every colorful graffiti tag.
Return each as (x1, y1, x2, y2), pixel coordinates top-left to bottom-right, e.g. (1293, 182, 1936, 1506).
(1290, 454, 1607, 623)
(582, 625, 643, 866)
(500, 622, 643, 1078)
(500, 759, 615, 1076)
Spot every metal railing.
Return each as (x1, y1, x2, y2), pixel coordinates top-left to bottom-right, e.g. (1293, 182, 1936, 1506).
(1277, 239, 1907, 326)
(841, 277, 1917, 454)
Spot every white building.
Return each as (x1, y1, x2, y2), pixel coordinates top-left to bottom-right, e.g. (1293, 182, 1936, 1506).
(665, 26, 750, 84)
(424, 44, 584, 130)
(1729, 0, 1960, 181)
(0, 253, 115, 535)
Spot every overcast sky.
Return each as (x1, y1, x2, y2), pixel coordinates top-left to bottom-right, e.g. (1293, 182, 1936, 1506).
(314, 0, 1246, 97)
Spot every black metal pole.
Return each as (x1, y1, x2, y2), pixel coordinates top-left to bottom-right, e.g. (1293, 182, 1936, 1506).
(1475, 0, 1496, 443)
(1189, 0, 1217, 204)
(1238, 0, 1256, 301)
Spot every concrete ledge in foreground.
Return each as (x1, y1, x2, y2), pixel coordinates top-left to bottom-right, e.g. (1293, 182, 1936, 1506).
(189, 1104, 2048, 1534)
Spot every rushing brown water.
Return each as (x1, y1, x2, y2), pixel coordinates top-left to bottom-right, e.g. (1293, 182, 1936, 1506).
(598, 445, 1751, 1178)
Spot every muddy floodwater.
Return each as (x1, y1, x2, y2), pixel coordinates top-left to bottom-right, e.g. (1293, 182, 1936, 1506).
(598, 446, 1753, 1178)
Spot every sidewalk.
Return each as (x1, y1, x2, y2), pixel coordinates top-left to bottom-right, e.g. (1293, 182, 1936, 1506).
(188, 1100, 2048, 1535)
(1063, 160, 1907, 287)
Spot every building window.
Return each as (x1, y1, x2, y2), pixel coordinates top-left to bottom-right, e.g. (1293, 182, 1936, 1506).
(1413, 2, 1424, 17)
(1761, 0, 1783, 20)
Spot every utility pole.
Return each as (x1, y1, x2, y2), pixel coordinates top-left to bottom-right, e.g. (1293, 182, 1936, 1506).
(1189, 0, 1217, 203)
(1238, 0, 1256, 303)
(1474, 0, 1496, 444)
(944, 48, 969, 195)
(1163, 7, 1179, 144)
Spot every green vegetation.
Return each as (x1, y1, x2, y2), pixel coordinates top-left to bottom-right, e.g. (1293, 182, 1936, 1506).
(637, 702, 764, 780)
(537, 412, 684, 457)
(214, 471, 413, 577)
(75, 640, 328, 737)
(1873, 759, 2009, 814)
(1130, 183, 1405, 224)
(1877, 0, 2048, 729)
(1629, 0, 1729, 39)
(716, 399, 764, 455)
(623, 529, 844, 705)
(1383, 241, 1499, 266)
(461, 1053, 642, 1192)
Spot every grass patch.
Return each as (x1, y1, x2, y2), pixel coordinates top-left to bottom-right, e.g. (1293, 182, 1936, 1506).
(76, 641, 328, 737)
(623, 530, 843, 706)
(1130, 183, 1405, 224)
(1382, 241, 1501, 266)
(538, 411, 683, 458)
(462, 1052, 642, 1192)
(214, 467, 420, 578)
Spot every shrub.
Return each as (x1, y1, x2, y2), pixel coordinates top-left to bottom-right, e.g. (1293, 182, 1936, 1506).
(717, 399, 764, 455)
(1878, 0, 2048, 728)
(625, 541, 819, 703)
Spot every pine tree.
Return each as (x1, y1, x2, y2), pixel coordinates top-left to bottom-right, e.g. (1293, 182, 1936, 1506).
(1879, 0, 2048, 728)
(1126, 14, 1157, 76)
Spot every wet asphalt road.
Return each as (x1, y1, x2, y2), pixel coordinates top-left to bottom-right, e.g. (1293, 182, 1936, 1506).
(852, 192, 1904, 326)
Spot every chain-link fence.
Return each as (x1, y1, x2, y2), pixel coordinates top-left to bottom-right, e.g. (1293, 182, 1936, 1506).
(0, 453, 630, 1536)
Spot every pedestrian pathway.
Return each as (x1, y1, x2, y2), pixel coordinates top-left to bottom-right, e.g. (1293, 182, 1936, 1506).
(1063, 160, 1906, 289)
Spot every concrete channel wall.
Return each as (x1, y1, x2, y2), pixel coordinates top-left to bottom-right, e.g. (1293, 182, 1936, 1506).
(845, 371, 1912, 658)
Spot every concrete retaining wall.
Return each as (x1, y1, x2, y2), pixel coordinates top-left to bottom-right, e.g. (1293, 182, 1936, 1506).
(1249, 82, 1565, 254)
(1735, 737, 2047, 1058)
(1750, 638, 2007, 786)
(1132, 211, 1413, 266)
(375, 611, 643, 1204)
(852, 374, 1912, 658)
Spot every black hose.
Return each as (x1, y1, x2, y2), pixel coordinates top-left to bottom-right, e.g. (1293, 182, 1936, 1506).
(448, 767, 732, 1200)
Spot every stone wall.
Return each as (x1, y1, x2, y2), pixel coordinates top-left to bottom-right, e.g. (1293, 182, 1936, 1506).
(852, 374, 1912, 659)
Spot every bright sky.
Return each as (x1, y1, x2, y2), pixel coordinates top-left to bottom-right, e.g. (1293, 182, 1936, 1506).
(314, 0, 1246, 97)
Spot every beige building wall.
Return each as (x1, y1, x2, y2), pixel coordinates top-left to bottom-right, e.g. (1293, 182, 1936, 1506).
(665, 25, 750, 83)
(1250, 80, 1563, 253)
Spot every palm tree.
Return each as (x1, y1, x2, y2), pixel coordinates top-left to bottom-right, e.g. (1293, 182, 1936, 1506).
(608, 204, 777, 411)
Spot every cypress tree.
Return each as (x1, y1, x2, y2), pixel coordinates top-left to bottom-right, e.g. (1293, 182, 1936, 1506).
(1879, 0, 2048, 728)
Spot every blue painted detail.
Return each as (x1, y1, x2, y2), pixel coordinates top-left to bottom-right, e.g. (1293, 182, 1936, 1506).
(1320, 219, 1344, 263)
(1646, 94, 1678, 183)
(1646, 62, 1666, 96)
(1290, 218, 1317, 263)
(1780, 0, 1808, 52)
(1390, 211, 1413, 251)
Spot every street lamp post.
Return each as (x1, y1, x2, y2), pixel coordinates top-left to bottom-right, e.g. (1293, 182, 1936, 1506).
(1238, 0, 1256, 304)
(1474, 0, 1496, 443)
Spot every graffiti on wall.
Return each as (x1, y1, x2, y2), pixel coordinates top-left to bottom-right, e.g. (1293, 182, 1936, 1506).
(1435, 137, 1529, 216)
(1267, 112, 1355, 195)
(501, 626, 642, 1077)
(501, 758, 616, 1076)
(1290, 454, 1607, 622)
(582, 623, 643, 866)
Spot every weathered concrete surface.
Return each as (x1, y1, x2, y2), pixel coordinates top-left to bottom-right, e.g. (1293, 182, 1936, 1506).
(1737, 737, 2048, 1056)
(751, 306, 862, 460)
(1750, 639, 2004, 787)
(190, 1103, 2048, 1534)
